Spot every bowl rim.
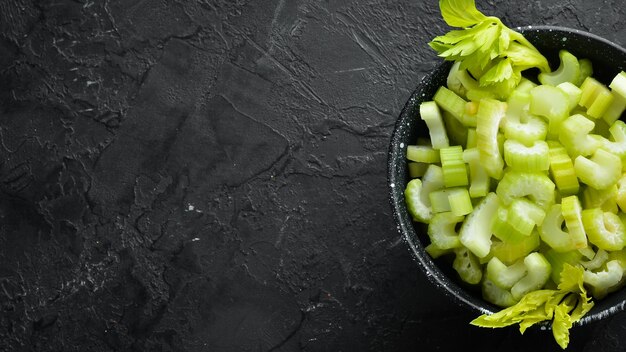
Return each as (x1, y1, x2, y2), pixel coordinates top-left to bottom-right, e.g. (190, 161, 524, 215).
(387, 25, 626, 326)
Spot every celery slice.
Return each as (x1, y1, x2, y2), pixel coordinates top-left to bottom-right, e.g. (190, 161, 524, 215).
(609, 71, 626, 101)
(602, 92, 626, 125)
(425, 242, 453, 259)
(434, 86, 467, 123)
(575, 58, 593, 87)
(557, 82, 582, 112)
(495, 171, 555, 208)
(476, 99, 506, 179)
(428, 212, 464, 250)
(405, 179, 432, 223)
(580, 249, 608, 271)
(587, 89, 614, 119)
(429, 189, 452, 213)
(487, 257, 528, 290)
(466, 128, 477, 149)
(448, 187, 473, 216)
(462, 148, 490, 198)
(453, 246, 483, 285)
(503, 139, 549, 171)
(583, 260, 624, 299)
(491, 231, 540, 264)
(492, 206, 528, 243)
(420, 101, 450, 149)
(459, 192, 500, 258)
(558, 114, 600, 158)
(529, 85, 570, 138)
(574, 149, 622, 190)
(561, 195, 588, 250)
(581, 208, 626, 251)
(483, 278, 518, 307)
(420, 165, 445, 207)
(406, 145, 441, 163)
(408, 162, 428, 178)
(502, 113, 547, 147)
(538, 50, 580, 86)
(442, 110, 469, 146)
(446, 61, 479, 99)
(599, 120, 626, 159)
(539, 204, 579, 252)
(548, 144, 580, 196)
(545, 249, 583, 285)
(617, 174, 626, 212)
(510, 252, 552, 301)
(440, 146, 469, 187)
(582, 184, 618, 210)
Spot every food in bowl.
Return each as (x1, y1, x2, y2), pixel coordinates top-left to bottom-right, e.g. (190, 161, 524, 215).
(398, 0, 626, 348)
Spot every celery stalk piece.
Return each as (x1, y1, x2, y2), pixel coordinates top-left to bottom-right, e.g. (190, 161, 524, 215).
(446, 61, 479, 99)
(582, 184, 618, 210)
(476, 99, 507, 179)
(609, 71, 626, 100)
(404, 179, 433, 223)
(482, 278, 518, 307)
(617, 174, 626, 212)
(448, 188, 473, 216)
(491, 231, 540, 264)
(487, 257, 528, 290)
(462, 148, 490, 198)
(440, 146, 469, 187)
(502, 113, 547, 146)
(581, 208, 626, 251)
(587, 89, 614, 119)
(427, 212, 464, 250)
(420, 165, 445, 207)
(408, 162, 428, 178)
(467, 89, 497, 102)
(575, 58, 594, 86)
(561, 195, 588, 250)
(538, 50, 581, 86)
(495, 171, 555, 208)
(548, 144, 580, 196)
(515, 78, 538, 94)
(429, 189, 452, 213)
(425, 242, 452, 259)
(539, 204, 580, 252)
(599, 120, 626, 159)
(580, 249, 609, 271)
(557, 82, 583, 112)
(574, 149, 622, 190)
(545, 249, 583, 285)
(578, 246, 596, 260)
(442, 111, 469, 146)
(510, 252, 552, 301)
(509, 198, 546, 229)
(434, 86, 467, 123)
(583, 260, 624, 299)
(602, 92, 626, 125)
(579, 76, 605, 107)
(529, 85, 570, 138)
(503, 139, 549, 171)
(459, 192, 500, 258)
(406, 145, 441, 163)
(453, 246, 483, 285)
(492, 206, 528, 243)
(420, 101, 450, 149)
(558, 114, 600, 158)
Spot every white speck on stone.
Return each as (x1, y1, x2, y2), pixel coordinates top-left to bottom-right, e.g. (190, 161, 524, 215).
(192, 237, 200, 242)
(400, 142, 405, 148)
(390, 183, 395, 188)
(187, 204, 195, 211)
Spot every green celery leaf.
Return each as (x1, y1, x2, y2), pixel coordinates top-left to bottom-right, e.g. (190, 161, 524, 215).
(558, 263, 585, 293)
(505, 42, 551, 72)
(440, 0, 488, 28)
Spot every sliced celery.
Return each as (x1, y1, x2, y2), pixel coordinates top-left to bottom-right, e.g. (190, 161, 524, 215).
(466, 128, 477, 149)
(587, 89, 614, 119)
(609, 71, 626, 101)
(491, 231, 540, 264)
(462, 148, 490, 198)
(425, 242, 453, 259)
(583, 260, 624, 299)
(599, 120, 626, 159)
(582, 184, 618, 210)
(406, 145, 441, 163)
(459, 192, 500, 258)
(440, 146, 469, 187)
(502, 113, 547, 147)
(557, 82, 582, 113)
(579, 76, 613, 118)
(492, 206, 528, 243)
(529, 85, 570, 138)
(545, 249, 583, 285)
(429, 189, 452, 213)
(575, 58, 593, 87)
(487, 257, 528, 290)
(448, 187, 473, 216)
(617, 174, 626, 212)
(538, 50, 580, 86)
(420, 101, 450, 149)
(558, 114, 600, 158)
(482, 278, 518, 307)
(602, 92, 626, 125)
(580, 249, 608, 271)
(561, 195, 588, 250)
(510, 252, 552, 301)
(434, 86, 467, 123)
(442, 110, 469, 147)
(405, 179, 432, 223)
(420, 165, 445, 207)
(495, 171, 555, 208)
(510, 198, 546, 229)
(539, 204, 579, 252)
(453, 246, 483, 285)
(548, 144, 580, 196)
(581, 208, 626, 251)
(476, 99, 506, 179)
(574, 149, 622, 190)
(427, 212, 464, 250)
(446, 61, 479, 99)
(503, 139, 549, 171)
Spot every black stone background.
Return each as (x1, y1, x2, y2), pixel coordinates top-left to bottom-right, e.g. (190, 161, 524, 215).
(1, 0, 626, 351)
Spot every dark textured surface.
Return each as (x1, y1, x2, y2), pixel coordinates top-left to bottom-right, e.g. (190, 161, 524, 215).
(0, 0, 625, 351)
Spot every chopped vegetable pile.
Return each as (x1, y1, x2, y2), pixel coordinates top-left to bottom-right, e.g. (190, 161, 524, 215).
(405, 0, 626, 349)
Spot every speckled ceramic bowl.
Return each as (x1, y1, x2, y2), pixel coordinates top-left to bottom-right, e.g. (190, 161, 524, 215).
(388, 26, 626, 325)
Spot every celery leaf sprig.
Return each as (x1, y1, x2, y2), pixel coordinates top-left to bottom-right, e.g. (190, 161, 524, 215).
(429, 0, 550, 98)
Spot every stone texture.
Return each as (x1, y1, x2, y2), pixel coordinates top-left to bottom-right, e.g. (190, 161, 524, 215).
(0, 0, 624, 351)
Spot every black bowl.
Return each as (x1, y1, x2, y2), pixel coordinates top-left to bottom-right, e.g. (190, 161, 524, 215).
(388, 26, 626, 325)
